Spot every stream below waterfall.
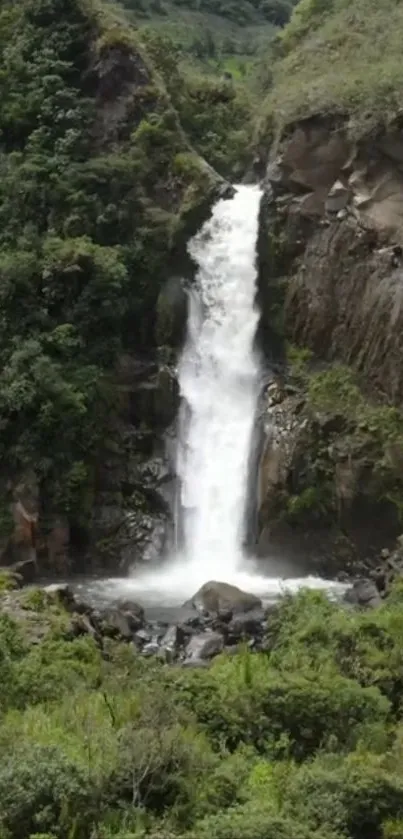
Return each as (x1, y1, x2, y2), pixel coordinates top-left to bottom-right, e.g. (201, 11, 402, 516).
(74, 185, 348, 610)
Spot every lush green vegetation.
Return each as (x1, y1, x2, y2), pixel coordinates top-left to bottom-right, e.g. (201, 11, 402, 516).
(2, 586, 403, 837)
(141, 30, 255, 175)
(261, 0, 403, 134)
(120, 0, 298, 70)
(281, 354, 403, 533)
(0, 0, 223, 533)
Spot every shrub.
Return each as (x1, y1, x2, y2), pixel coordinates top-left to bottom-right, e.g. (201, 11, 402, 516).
(0, 744, 97, 839)
(14, 636, 102, 706)
(166, 648, 389, 758)
(184, 803, 342, 839)
(286, 752, 403, 839)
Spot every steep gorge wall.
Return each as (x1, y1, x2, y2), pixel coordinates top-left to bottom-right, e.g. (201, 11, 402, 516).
(256, 117, 403, 575)
(276, 117, 403, 402)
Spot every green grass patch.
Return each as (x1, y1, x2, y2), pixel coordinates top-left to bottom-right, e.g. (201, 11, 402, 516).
(264, 0, 403, 135)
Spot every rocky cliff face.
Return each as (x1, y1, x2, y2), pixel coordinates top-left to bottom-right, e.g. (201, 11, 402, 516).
(256, 116, 403, 575)
(274, 117, 403, 401)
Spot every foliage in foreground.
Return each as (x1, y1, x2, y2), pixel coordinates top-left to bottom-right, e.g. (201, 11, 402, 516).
(2, 587, 403, 837)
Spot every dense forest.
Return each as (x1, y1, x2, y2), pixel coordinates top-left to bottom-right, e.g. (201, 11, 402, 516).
(0, 0, 252, 554)
(2, 0, 403, 837)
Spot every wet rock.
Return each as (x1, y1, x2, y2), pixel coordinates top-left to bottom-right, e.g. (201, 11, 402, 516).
(93, 599, 144, 640)
(184, 631, 224, 662)
(186, 581, 262, 616)
(344, 578, 382, 608)
(227, 609, 265, 641)
(217, 608, 233, 623)
(142, 640, 160, 657)
(160, 624, 185, 651)
(141, 522, 167, 563)
(134, 628, 152, 647)
(158, 625, 183, 663)
(129, 366, 179, 430)
(160, 624, 177, 647)
(92, 609, 130, 640)
(114, 598, 144, 620)
(155, 276, 188, 349)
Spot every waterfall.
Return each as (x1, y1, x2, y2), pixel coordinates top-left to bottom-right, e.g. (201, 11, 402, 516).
(93, 185, 348, 606)
(175, 184, 262, 579)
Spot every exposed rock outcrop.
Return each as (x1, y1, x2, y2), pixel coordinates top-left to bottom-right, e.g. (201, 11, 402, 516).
(263, 116, 403, 401)
(256, 115, 403, 572)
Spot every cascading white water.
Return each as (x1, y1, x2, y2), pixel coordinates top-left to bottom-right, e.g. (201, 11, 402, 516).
(88, 185, 348, 606)
(176, 184, 262, 579)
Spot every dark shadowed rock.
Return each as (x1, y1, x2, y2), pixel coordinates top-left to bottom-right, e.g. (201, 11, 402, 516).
(160, 624, 185, 652)
(217, 608, 233, 623)
(114, 599, 145, 623)
(94, 609, 133, 640)
(158, 624, 184, 662)
(185, 581, 262, 615)
(344, 578, 382, 608)
(93, 599, 144, 640)
(227, 608, 265, 641)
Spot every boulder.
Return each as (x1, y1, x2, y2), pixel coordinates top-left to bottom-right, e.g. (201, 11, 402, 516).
(142, 640, 160, 657)
(160, 624, 185, 651)
(344, 578, 382, 608)
(184, 631, 224, 663)
(69, 613, 102, 646)
(227, 609, 265, 641)
(186, 581, 262, 616)
(93, 599, 144, 640)
(134, 628, 152, 647)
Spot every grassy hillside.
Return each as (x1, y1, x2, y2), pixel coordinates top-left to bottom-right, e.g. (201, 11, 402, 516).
(118, 0, 298, 79)
(263, 0, 403, 135)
